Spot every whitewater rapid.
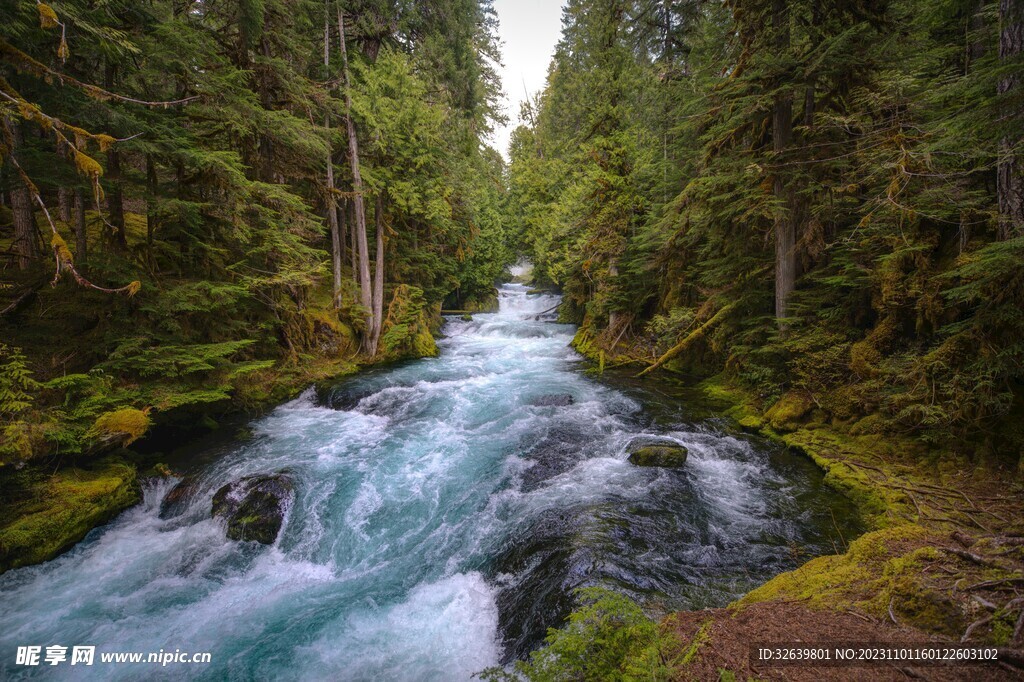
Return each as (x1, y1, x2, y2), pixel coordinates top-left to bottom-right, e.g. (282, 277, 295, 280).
(0, 284, 860, 680)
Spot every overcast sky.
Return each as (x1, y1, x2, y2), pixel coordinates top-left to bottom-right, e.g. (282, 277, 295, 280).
(489, 0, 567, 159)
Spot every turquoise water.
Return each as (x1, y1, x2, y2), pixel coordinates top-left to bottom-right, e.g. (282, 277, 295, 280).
(0, 284, 861, 680)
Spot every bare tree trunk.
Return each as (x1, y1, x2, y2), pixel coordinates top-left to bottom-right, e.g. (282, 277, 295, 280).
(8, 121, 37, 270)
(11, 184, 36, 270)
(146, 154, 158, 270)
(339, 9, 374, 348)
(57, 187, 71, 224)
(368, 194, 386, 355)
(772, 0, 795, 323)
(803, 0, 820, 129)
(349, 201, 358, 283)
(106, 148, 127, 248)
(998, 0, 1024, 239)
(608, 261, 621, 331)
(324, 3, 343, 308)
(104, 61, 127, 249)
(55, 139, 72, 224)
(74, 187, 88, 265)
(328, 153, 343, 307)
(339, 194, 347, 273)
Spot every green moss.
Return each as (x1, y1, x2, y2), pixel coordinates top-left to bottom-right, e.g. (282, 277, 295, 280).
(570, 326, 599, 362)
(462, 293, 499, 313)
(735, 524, 973, 636)
(628, 445, 689, 467)
(737, 524, 931, 609)
(764, 391, 814, 431)
(679, 620, 711, 665)
(697, 374, 909, 530)
(89, 408, 151, 446)
(779, 427, 911, 529)
(380, 284, 440, 360)
(695, 371, 1006, 641)
(0, 457, 140, 573)
(697, 375, 765, 431)
(410, 323, 439, 358)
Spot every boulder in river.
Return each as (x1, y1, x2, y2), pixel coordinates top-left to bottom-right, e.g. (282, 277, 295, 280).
(529, 394, 575, 407)
(160, 476, 198, 518)
(211, 473, 294, 544)
(626, 441, 688, 467)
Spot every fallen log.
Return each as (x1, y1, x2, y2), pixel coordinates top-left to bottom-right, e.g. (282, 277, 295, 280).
(637, 302, 736, 377)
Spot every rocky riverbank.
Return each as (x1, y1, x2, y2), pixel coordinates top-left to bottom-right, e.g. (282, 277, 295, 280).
(563, 331, 1024, 676)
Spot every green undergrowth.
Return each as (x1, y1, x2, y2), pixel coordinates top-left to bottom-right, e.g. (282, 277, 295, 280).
(478, 588, 678, 682)
(0, 456, 140, 573)
(0, 268, 423, 466)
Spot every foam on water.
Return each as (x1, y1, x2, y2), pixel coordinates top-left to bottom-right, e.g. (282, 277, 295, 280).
(0, 283, 861, 679)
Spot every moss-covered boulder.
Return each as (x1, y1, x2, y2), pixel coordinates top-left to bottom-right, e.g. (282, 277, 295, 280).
(627, 444, 688, 467)
(460, 314, 474, 322)
(462, 292, 500, 313)
(212, 473, 293, 544)
(0, 457, 140, 573)
(87, 408, 151, 451)
(764, 391, 814, 432)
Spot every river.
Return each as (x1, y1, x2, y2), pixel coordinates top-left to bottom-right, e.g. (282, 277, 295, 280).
(0, 283, 861, 680)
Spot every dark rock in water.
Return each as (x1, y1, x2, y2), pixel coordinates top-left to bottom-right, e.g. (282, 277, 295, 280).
(211, 474, 294, 544)
(489, 506, 597, 663)
(322, 386, 375, 411)
(160, 476, 198, 518)
(519, 423, 590, 491)
(627, 444, 688, 467)
(529, 393, 575, 407)
(460, 314, 473, 321)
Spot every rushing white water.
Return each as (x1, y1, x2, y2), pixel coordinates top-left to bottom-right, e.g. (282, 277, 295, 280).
(0, 284, 860, 680)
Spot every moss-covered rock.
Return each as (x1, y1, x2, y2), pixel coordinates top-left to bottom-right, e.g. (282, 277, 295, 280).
(628, 444, 688, 467)
(462, 293, 500, 313)
(212, 473, 294, 544)
(89, 407, 151, 448)
(764, 391, 814, 431)
(460, 314, 473, 322)
(0, 457, 140, 573)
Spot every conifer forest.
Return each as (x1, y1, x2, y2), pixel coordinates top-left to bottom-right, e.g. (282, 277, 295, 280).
(1, 0, 1023, 679)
